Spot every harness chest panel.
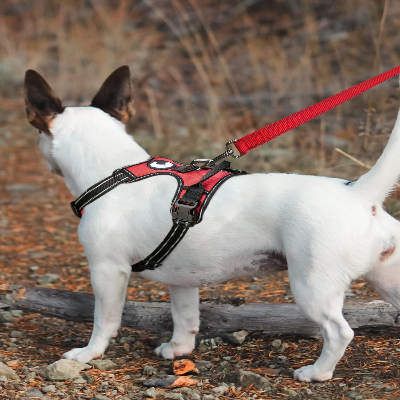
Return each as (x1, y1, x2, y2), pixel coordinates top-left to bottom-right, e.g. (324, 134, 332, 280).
(71, 157, 246, 271)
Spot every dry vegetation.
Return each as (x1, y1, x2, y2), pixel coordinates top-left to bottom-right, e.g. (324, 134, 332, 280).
(1, 1, 400, 399)
(2, 0, 400, 175)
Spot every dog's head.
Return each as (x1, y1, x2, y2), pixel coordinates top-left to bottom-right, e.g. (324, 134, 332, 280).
(24, 66, 135, 176)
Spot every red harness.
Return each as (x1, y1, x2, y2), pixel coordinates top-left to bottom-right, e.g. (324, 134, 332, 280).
(71, 157, 245, 271)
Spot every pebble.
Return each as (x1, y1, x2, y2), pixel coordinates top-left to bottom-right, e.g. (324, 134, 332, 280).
(283, 388, 297, 397)
(28, 388, 43, 397)
(202, 395, 214, 400)
(163, 394, 184, 400)
(42, 359, 91, 381)
(181, 387, 201, 399)
(11, 310, 23, 317)
(197, 343, 208, 353)
(10, 331, 23, 338)
(42, 384, 56, 393)
(271, 339, 282, 349)
(72, 376, 86, 384)
(37, 273, 59, 286)
(93, 395, 112, 400)
(143, 365, 158, 376)
(0, 361, 19, 381)
(89, 359, 118, 370)
(212, 385, 228, 395)
(81, 372, 94, 383)
(0, 311, 13, 323)
(225, 330, 249, 345)
(224, 370, 271, 390)
(145, 387, 157, 397)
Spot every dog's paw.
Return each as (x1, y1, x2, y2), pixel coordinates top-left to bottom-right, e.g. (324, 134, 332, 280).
(294, 365, 333, 382)
(155, 341, 194, 359)
(62, 347, 102, 363)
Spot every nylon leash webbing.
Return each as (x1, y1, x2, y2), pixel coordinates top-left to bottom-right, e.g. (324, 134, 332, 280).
(232, 66, 400, 156)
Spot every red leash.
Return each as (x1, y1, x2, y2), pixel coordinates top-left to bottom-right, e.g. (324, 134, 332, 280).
(232, 66, 400, 156)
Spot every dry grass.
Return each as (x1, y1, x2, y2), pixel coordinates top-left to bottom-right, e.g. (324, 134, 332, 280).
(2, 0, 400, 179)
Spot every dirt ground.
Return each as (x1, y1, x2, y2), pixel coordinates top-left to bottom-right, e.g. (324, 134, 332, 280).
(0, 108, 399, 399)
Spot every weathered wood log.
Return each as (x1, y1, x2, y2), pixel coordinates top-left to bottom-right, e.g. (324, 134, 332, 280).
(0, 285, 399, 336)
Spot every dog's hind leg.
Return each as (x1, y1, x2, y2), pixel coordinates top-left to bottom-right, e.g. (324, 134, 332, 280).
(63, 262, 131, 363)
(155, 286, 199, 359)
(365, 259, 400, 310)
(290, 273, 354, 382)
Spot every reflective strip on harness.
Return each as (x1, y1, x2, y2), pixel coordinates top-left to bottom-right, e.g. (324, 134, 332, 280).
(71, 157, 246, 271)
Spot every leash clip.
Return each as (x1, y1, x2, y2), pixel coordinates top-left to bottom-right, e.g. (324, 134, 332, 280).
(190, 139, 242, 170)
(225, 139, 242, 159)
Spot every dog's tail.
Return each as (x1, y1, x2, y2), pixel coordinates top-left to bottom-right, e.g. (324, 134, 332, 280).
(351, 107, 400, 204)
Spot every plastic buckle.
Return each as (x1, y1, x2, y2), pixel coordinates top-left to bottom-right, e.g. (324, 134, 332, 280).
(171, 202, 197, 227)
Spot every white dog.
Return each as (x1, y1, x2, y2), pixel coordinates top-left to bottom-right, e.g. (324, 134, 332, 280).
(24, 66, 400, 382)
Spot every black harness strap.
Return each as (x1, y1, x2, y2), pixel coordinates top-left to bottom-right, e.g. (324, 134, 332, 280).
(71, 158, 246, 272)
(71, 169, 132, 218)
(131, 160, 232, 272)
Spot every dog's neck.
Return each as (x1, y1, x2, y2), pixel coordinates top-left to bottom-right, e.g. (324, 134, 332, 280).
(51, 107, 149, 196)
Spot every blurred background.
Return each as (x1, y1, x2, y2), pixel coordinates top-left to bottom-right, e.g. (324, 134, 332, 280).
(2, 0, 400, 175)
(1, 0, 400, 298)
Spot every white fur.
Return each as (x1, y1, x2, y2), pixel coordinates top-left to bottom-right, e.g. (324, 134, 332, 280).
(41, 105, 400, 382)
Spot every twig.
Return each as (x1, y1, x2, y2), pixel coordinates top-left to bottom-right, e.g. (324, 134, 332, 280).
(335, 148, 372, 169)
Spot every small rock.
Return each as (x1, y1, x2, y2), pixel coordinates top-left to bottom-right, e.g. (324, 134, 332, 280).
(81, 372, 94, 383)
(280, 342, 289, 352)
(119, 337, 130, 343)
(93, 395, 112, 400)
(195, 361, 213, 372)
(271, 339, 282, 349)
(37, 273, 59, 286)
(42, 359, 91, 381)
(225, 330, 249, 345)
(305, 388, 312, 395)
(163, 394, 184, 400)
(0, 311, 13, 323)
(197, 343, 208, 353)
(212, 385, 228, 395)
(283, 388, 297, 397)
(202, 395, 214, 400)
(0, 361, 19, 381)
(88, 359, 118, 370)
(10, 310, 23, 317)
(278, 355, 287, 362)
(10, 331, 23, 338)
(224, 370, 270, 390)
(144, 365, 158, 376)
(42, 384, 56, 393)
(72, 376, 86, 384)
(28, 388, 43, 397)
(145, 387, 157, 397)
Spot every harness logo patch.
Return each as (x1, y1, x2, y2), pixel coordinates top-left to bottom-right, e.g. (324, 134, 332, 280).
(148, 160, 175, 170)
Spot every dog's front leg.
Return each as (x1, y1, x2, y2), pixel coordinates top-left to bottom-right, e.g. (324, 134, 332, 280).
(63, 263, 130, 363)
(155, 286, 199, 359)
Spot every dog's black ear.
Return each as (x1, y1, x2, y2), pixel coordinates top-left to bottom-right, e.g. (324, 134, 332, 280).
(24, 70, 64, 135)
(91, 65, 135, 124)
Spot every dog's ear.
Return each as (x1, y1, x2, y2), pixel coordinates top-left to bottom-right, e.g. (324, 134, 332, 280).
(91, 65, 135, 124)
(24, 70, 64, 135)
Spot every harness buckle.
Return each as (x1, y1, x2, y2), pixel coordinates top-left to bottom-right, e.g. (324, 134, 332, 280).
(171, 202, 197, 227)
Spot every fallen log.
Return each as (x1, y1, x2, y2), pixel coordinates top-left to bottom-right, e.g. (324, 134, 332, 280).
(0, 285, 399, 336)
